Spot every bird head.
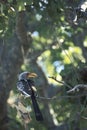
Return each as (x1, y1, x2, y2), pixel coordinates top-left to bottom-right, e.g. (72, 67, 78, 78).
(18, 71, 37, 81)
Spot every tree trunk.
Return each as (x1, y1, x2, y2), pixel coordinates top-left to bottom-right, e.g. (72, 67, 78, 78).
(0, 10, 31, 130)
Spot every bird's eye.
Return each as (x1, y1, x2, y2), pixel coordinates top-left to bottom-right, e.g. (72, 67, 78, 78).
(76, 88, 79, 92)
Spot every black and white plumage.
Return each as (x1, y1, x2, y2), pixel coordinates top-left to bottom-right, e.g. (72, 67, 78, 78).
(17, 72, 43, 121)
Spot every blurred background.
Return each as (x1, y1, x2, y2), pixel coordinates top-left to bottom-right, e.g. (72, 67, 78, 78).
(0, 0, 87, 130)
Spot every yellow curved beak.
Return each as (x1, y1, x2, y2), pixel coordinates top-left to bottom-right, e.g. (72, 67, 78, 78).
(27, 72, 38, 78)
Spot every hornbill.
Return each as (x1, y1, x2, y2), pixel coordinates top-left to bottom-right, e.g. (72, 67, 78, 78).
(17, 71, 43, 121)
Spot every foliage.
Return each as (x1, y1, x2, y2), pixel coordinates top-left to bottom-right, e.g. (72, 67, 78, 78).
(1, 0, 87, 130)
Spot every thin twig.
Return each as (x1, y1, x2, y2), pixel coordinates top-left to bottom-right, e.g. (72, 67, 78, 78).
(81, 116, 87, 120)
(36, 93, 87, 101)
(49, 76, 72, 89)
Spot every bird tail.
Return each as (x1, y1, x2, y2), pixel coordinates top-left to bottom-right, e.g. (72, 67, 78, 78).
(31, 96, 43, 121)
